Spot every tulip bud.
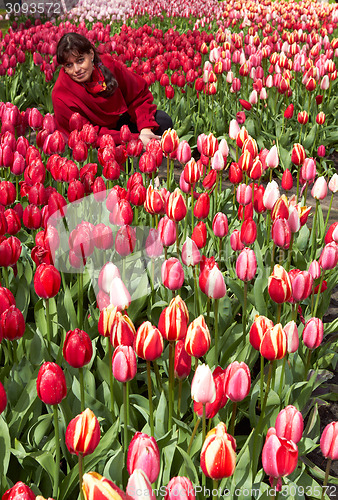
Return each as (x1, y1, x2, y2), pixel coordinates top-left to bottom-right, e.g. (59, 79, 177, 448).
(158, 216, 176, 247)
(200, 422, 236, 479)
(37, 362, 67, 405)
(126, 469, 156, 500)
(65, 408, 100, 456)
(320, 422, 338, 460)
(34, 263, 61, 299)
(240, 218, 257, 245)
(224, 361, 251, 402)
(166, 188, 187, 222)
(0, 305, 25, 341)
(185, 315, 211, 358)
(328, 173, 338, 193)
(82, 472, 126, 500)
(262, 427, 298, 479)
(302, 317, 324, 349)
(301, 157, 316, 181)
(282, 169, 293, 191)
(260, 324, 287, 360)
(127, 432, 160, 483)
(2, 482, 35, 500)
(181, 237, 201, 267)
(112, 345, 137, 383)
(164, 477, 195, 500)
(311, 176, 327, 200)
(291, 144, 306, 166)
(63, 329, 93, 368)
(283, 321, 299, 353)
(158, 295, 189, 341)
(212, 212, 228, 238)
(319, 242, 338, 270)
(162, 258, 184, 290)
(0, 286, 15, 315)
(191, 363, 216, 404)
(174, 340, 191, 380)
(134, 321, 163, 361)
(268, 265, 292, 303)
(236, 247, 257, 282)
(230, 229, 244, 251)
(275, 405, 304, 444)
(110, 277, 131, 312)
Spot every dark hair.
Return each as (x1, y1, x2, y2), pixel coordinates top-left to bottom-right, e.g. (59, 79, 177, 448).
(56, 32, 117, 97)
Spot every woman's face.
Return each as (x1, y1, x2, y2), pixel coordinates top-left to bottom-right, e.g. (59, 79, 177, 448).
(63, 49, 94, 83)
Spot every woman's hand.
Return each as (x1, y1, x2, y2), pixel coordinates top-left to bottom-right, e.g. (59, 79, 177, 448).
(139, 128, 161, 148)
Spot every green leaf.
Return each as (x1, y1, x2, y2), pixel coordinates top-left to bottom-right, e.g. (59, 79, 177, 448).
(0, 417, 11, 478)
(64, 287, 78, 330)
(176, 445, 199, 485)
(155, 391, 167, 439)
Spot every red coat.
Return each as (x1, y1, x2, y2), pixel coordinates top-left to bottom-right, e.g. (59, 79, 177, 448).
(52, 54, 158, 144)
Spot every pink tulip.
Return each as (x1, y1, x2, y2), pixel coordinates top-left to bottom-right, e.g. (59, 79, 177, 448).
(319, 242, 338, 270)
(236, 183, 252, 205)
(164, 477, 195, 500)
(176, 141, 191, 164)
(308, 260, 320, 280)
(301, 158, 316, 181)
(211, 150, 225, 171)
(224, 361, 251, 402)
(212, 212, 228, 238)
(320, 422, 338, 460)
(219, 139, 229, 158)
(271, 218, 291, 249)
(161, 258, 184, 290)
(229, 119, 240, 140)
(262, 427, 298, 479)
(303, 317, 323, 349)
(181, 237, 201, 267)
(275, 405, 304, 444)
(263, 181, 280, 210)
(230, 229, 244, 251)
(98, 262, 121, 294)
(289, 270, 313, 302)
(235, 248, 257, 282)
(328, 173, 338, 193)
(158, 216, 177, 247)
(202, 266, 226, 299)
(288, 206, 300, 233)
(311, 176, 327, 200)
(283, 321, 299, 353)
(112, 345, 137, 383)
(145, 228, 163, 258)
(126, 469, 156, 500)
(191, 364, 216, 404)
(127, 432, 160, 483)
(266, 145, 279, 169)
(109, 277, 131, 311)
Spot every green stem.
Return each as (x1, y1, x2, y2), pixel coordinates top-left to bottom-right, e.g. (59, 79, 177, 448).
(242, 282, 248, 345)
(313, 273, 325, 318)
(276, 303, 282, 324)
(218, 238, 223, 267)
(278, 356, 287, 399)
(177, 379, 182, 416)
(202, 404, 206, 444)
(79, 367, 85, 412)
(168, 341, 175, 431)
(260, 355, 264, 409)
(53, 405, 60, 500)
(229, 401, 237, 436)
(270, 243, 276, 276)
(214, 299, 219, 366)
(286, 233, 294, 272)
(45, 298, 51, 358)
(296, 167, 300, 203)
(187, 418, 201, 455)
(77, 272, 83, 330)
(2, 266, 9, 289)
(266, 210, 271, 247)
(146, 360, 154, 436)
(304, 349, 312, 381)
(213, 480, 219, 500)
(310, 199, 319, 261)
(167, 156, 170, 189)
(259, 361, 274, 423)
(321, 459, 332, 500)
(78, 453, 85, 500)
(123, 382, 128, 454)
(107, 340, 115, 419)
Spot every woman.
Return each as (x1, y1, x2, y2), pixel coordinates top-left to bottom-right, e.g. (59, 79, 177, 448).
(52, 32, 173, 146)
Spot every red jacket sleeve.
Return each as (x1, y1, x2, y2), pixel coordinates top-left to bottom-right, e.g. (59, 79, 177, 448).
(102, 56, 158, 131)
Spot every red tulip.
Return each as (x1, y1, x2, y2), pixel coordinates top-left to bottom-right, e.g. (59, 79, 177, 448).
(194, 192, 210, 220)
(0, 305, 25, 341)
(291, 144, 306, 166)
(65, 408, 100, 456)
(0, 286, 15, 315)
(166, 188, 187, 222)
(158, 216, 176, 247)
(192, 221, 207, 249)
(133, 321, 163, 361)
(82, 472, 126, 500)
(185, 315, 211, 358)
(63, 329, 93, 368)
(36, 362, 67, 405)
(34, 263, 61, 299)
(0, 236, 21, 267)
(200, 422, 236, 479)
(282, 169, 293, 191)
(260, 324, 287, 360)
(174, 340, 191, 380)
(268, 265, 292, 303)
(194, 366, 227, 419)
(110, 311, 136, 348)
(0, 380, 7, 415)
(158, 295, 189, 341)
(115, 225, 136, 256)
(240, 218, 257, 245)
(2, 482, 35, 500)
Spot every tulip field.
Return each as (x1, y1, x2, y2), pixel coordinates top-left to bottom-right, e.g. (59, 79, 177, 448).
(1, 0, 338, 498)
